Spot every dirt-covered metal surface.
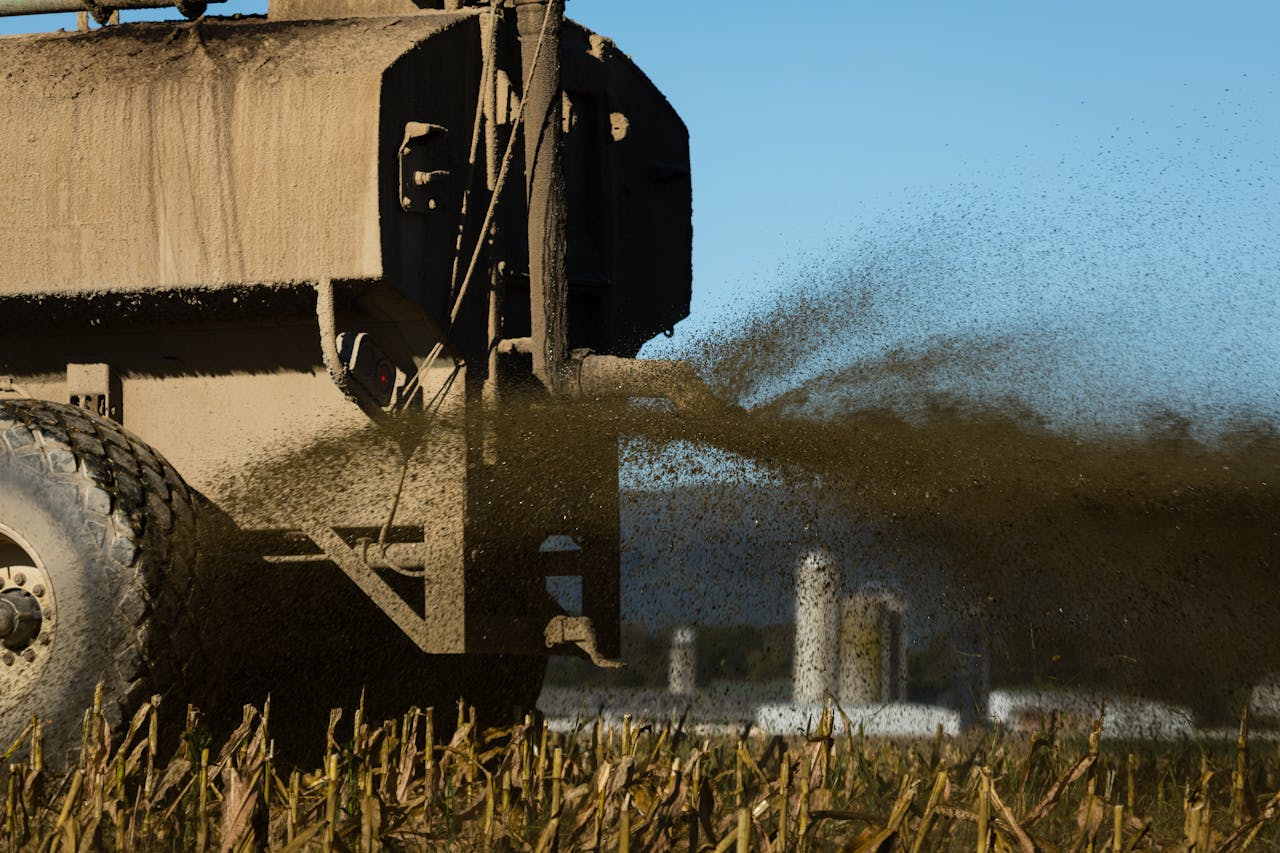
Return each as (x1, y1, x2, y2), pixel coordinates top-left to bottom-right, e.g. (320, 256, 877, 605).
(0, 12, 474, 294)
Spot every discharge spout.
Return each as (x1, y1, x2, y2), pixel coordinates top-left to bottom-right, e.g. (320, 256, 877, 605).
(572, 355, 725, 413)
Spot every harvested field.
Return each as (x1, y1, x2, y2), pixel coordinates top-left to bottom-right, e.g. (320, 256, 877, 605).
(6, 693, 1280, 850)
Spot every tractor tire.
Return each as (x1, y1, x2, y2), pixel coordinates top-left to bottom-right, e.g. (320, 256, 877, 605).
(0, 399, 210, 766)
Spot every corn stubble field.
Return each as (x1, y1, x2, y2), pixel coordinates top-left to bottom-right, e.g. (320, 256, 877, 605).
(5, 692, 1280, 852)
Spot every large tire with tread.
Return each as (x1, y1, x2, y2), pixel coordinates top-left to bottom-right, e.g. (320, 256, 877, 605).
(0, 399, 209, 766)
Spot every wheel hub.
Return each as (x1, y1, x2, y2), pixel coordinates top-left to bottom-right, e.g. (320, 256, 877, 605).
(0, 587, 41, 649)
(0, 525, 55, 686)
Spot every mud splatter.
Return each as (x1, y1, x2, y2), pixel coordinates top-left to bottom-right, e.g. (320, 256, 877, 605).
(620, 148, 1280, 718)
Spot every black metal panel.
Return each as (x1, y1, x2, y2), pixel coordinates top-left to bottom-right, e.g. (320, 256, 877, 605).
(379, 18, 486, 341)
(561, 22, 693, 357)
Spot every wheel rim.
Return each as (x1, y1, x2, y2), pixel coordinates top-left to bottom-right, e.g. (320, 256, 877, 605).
(0, 522, 56, 694)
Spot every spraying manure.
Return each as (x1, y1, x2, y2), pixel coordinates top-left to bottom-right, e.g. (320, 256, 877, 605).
(619, 169, 1280, 719)
(0, 0, 1273, 762)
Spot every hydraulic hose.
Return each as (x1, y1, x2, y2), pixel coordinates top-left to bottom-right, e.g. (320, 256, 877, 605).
(0, 1, 215, 19)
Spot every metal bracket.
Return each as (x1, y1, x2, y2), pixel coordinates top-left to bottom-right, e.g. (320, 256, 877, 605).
(544, 615, 624, 668)
(67, 363, 121, 422)
(398, 122, 450, 213)
(299, 526, 464, 654)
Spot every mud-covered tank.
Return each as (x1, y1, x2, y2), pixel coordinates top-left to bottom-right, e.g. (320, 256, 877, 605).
(0, 0, 701, 759)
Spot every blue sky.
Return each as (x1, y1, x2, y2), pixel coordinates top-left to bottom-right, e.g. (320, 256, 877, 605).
(5, 2, 1277, 432)
(571, 3, 1279, 319)
(579, 1, 1279, 433)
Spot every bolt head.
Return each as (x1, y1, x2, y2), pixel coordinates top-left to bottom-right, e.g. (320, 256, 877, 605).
(38, 635, 49, 646)
(2, 654, 13, 666)
(12, 574, 24, 587)
(31, 585, 44, 598)
(21, 650, 33, 663)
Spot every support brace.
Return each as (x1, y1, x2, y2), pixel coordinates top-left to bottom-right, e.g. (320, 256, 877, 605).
(301, 526, 448, 652)
(298, 526, 618, 663)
